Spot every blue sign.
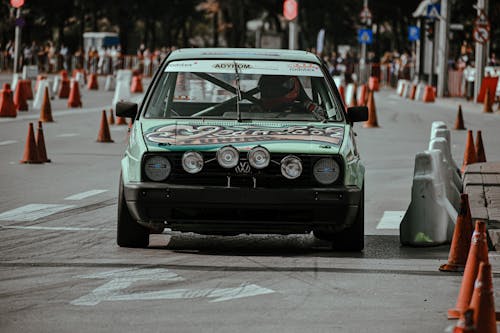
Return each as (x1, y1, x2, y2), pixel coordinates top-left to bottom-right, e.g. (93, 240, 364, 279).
(358, 29, 373, 44)
(426, 4, 441, 20)
(408, 26, 420, 42)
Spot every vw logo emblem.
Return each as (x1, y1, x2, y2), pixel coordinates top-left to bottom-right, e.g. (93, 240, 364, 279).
(235, 161, 252, 174)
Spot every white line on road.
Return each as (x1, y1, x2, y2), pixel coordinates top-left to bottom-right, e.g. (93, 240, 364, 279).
(376, 210, 405, 230)
(0, 204, 76, 222)
(0, 225, 114, 232)
(57, 133, 80, 138)
(64, 189, 108, 201)
(0, 140, 18, 146)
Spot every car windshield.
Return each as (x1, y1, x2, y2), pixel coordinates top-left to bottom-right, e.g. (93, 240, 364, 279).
(144, 59, 343, 122)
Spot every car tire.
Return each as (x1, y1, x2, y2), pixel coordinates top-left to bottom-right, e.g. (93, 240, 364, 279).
(313, 185, 364, 251)
(117, 173, 149, 248)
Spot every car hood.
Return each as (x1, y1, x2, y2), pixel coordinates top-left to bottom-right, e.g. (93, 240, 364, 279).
(141, 120, 345, 154)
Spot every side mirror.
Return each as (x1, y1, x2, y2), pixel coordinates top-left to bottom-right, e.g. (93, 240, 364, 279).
(346, 106, 368, 123)
(116, 101, 138, 118)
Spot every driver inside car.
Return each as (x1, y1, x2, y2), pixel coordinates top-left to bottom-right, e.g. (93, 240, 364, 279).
(258, 75, 327, 121)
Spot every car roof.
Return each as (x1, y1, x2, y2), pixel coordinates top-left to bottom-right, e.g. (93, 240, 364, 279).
(167, 48, 322, 64)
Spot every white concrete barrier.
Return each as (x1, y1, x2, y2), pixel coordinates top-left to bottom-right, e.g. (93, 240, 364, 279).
(11, 73, 20, 93)
(345, 83, 356, 106)
(112, 80, 131, 107)
(75, 72, 85, 88)
(52, 76, 60, 96)
(33, 80, 51, 109)
(116, 70, 132, 87)
(396, 79, 409, 96)
(104, 75, 115, 91)
(400, 149, 457, 246)
(415, 83, 426, 101)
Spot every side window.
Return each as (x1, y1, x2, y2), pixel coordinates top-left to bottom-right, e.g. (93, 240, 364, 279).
(146, 73, 175, 118)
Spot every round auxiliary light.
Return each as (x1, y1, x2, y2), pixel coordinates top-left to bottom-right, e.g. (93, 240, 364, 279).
(280, 155, 302, 179)
(144, 156, 171, 181)
(248, 146, 270, 169)
(313, 158, 340, 185)
(217, 145, 239, 169)
(182, 151, 204, 174)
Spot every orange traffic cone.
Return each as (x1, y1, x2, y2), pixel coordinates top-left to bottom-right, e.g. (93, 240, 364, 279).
(363, 90, 379, 128)
(0, 83, 17, 117)
(348, 84, 358, 106)
(59, 71, 70, 98)
(448, 220, 489, 319)
(454, 105, 466, 130)
(423, 85, 435, 102)
(13, 80, 28, 111)
(20, 122, 42, 164)
(357, 84, 368, 106)
(483, 87, 493, 113)
(440, 193, 474, 272)
(24, 79, 34, 100)
(409, 84, 417, 100)
(36, 121, 50, 163)
(368, 76, 379, 91)
(130, 75, 143, 93)
(39, 86, 54, 122)
(469, 262, 496, 333)
(97, 110, 114, 143)
(461, 130, 477, 173)
(475, 131, 486, 163)
(453, 309, 476, 333)
(115, 107, 127, 125)
(108, 108, 115, 125)
(87, 73, 99, 90)
(338, 85, 346, 105)
(68, 80, 82, 107)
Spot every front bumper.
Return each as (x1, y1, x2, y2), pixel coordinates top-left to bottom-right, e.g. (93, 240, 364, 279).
(124, 182, 361, 235)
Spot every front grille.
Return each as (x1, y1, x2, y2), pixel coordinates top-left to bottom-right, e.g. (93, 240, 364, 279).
(143, 152, 343, 188)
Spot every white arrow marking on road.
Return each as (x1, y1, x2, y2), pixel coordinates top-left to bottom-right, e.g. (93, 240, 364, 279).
(0, 204, 76, 222)
(0, 140, 18, 146)
(64, 189, 108, 201)
(376, 210, 406, 229)
(71, 268, 275, 306)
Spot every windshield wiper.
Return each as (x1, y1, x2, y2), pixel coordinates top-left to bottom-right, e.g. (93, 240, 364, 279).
(233, 60, 242, 122)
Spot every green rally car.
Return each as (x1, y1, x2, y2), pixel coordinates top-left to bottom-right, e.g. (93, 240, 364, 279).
(116, 48, 367, 251)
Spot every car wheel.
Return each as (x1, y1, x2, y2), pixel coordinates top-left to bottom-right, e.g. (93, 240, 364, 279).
(313, 185, 364, 251)
(117, 173, 149, 248)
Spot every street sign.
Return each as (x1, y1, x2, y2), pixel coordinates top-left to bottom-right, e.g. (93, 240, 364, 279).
(426, 3, 440, 20)
(10, 0, 24, 8)
(358, 29, 373, 45)
(408, 26, 420, 42)
(473, 26, 489, 44)
(473, 9, 489, 27)
(283, 0, 298, 21)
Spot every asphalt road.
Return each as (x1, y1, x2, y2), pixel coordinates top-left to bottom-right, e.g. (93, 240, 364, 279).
(1, 75, 500, 333)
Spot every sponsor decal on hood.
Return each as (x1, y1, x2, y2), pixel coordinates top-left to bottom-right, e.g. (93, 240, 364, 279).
(144, 124, 344, 147)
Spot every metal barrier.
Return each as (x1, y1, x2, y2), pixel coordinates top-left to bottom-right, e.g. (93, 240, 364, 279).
(0, 54, 164, 77)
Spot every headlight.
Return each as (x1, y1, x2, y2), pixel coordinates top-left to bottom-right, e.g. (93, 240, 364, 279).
(281, 155, 302, 179)
(248, 146, 270, 169)
(313, 158, 340, 184)
(217, 145, 239, 168)
(182, 151, 204, 174)
(144, 156, 171, 181)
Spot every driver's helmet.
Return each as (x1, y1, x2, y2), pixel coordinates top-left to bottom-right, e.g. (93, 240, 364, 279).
(258, 75, 301, 110)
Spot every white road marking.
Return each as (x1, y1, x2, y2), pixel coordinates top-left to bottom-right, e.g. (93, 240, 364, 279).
(0, 140, 18, 146)
(57, 133, 80, 138)
(64, 189, 108, 201)
(376, 210, 406, 229)
(0, 204, 76, 222)
(0, 225, 114, 232)
(71, 268, 274, 306)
